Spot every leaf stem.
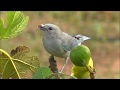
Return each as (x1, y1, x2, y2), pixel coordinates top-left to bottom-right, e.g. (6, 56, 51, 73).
(12, 58, 37, 68)
(85, 66, 96, 79)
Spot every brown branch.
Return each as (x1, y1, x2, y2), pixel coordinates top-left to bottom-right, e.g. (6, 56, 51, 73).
(48, 55, 59, 73)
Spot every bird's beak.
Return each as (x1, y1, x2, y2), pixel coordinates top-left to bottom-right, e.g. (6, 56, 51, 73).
(82, 36, 90, 41)
(38, 24, 46, 31)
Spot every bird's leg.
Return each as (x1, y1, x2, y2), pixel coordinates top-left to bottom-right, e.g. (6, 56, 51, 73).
(59, 57, 69, 73)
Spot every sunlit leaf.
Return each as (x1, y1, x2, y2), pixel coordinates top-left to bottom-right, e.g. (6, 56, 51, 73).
(0, 18, 4, 39)
(0, 46, 40, 79)
(0, 11, 29, 39)
(0, 49, 20, 79)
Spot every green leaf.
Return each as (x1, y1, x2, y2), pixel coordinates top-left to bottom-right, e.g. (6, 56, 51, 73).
(32, 67, 76, 79)
(0, 49, 20, 79)
(0, 18, 4, 39)
(0, 46, 40, 79)
(46, 73, 76, 79)
(0, 18, 4, 30)
(32, 67, 53, 79)
(0, 11, 29, 39)
(11, 46, 40, 79)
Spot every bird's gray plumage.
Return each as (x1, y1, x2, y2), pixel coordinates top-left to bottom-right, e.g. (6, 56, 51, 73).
(38, 23, 90, 72)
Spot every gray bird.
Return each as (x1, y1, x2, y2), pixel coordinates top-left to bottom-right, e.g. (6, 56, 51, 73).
(38, 24, 90, 73)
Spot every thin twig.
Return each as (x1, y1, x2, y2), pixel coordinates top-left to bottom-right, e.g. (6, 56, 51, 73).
(90, 67, 96, 79)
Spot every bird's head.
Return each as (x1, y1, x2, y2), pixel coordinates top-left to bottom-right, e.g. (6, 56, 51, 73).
(38, 24, 62, 37)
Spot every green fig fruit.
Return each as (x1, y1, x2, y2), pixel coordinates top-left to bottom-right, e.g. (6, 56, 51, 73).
(71, 57, 93, 79)
(70, 45, 91, 67)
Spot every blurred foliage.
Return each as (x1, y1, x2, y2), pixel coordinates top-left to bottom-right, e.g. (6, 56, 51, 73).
(0, 11, 119, 79)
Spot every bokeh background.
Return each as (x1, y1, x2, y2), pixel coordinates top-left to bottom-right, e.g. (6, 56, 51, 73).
(0, 11, 120, 79)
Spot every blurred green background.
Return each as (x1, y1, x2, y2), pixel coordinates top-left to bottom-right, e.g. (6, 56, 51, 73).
(0, 11, 120, 79)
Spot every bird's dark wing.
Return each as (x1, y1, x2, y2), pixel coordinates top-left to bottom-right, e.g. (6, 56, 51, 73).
(60, 33, 90, 51)
(60, 32, 79, 51)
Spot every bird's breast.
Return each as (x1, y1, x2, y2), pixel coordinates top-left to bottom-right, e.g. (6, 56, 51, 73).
(43, 36, 69, 58)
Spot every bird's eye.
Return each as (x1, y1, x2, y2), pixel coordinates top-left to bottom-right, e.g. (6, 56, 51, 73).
(49, 27, 53, 30)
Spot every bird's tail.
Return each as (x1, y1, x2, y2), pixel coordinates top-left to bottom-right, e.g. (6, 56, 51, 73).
(73, 34, 90, 45)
